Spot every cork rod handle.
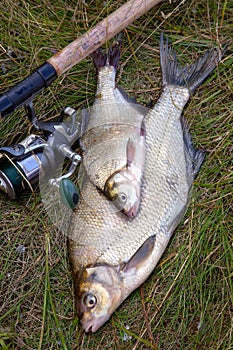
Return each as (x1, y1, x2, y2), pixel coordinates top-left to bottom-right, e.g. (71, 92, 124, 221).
(48, 0, 165, 75)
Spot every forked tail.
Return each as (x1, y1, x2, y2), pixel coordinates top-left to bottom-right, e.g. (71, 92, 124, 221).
(91, 35, 123, 70)
(160, 32, 226, 94)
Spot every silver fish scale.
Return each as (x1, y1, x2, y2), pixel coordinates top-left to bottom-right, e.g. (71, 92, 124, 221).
(84, 66, 146, 131)
(69, 85, 191, 269)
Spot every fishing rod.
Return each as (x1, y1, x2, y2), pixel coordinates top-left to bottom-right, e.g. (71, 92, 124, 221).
(0, 0, 164, 118)
(0, 0, 164, 203)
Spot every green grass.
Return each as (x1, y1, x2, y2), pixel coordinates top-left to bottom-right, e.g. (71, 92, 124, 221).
(0, 0, 232, 349)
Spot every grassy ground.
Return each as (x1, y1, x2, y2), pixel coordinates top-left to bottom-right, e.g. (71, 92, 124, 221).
(0, 0, 232, 349)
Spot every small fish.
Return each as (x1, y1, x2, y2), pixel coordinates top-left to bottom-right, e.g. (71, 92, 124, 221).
(104, 135, 145, 216)
(68, 33, 225, 332)
(79, 40, 148, 217)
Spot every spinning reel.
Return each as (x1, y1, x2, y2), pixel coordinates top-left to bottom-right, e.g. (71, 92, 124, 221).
(0, 104, 82, 209)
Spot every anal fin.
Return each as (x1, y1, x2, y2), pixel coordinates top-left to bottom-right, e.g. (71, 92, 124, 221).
(181, 117, 205, 177)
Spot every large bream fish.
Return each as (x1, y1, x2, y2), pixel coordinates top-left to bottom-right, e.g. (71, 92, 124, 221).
(68, 33, 225, 332)
(80, 40, 148, 217)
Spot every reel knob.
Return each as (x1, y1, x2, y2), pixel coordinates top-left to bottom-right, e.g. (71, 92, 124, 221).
(59, 178, 79, 210)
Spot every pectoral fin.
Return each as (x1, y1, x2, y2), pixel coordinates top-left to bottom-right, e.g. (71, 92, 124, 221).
(126, 135, 145, 170)
(126, 138, 137, 168)
(122, 235, 156, 274)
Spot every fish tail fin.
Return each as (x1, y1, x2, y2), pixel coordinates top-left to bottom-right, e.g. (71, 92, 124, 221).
(92, 33, 123, 70)
(160, 32, 227, 94)
(91, 48, 107, 70)
(108, 37, 122, 70)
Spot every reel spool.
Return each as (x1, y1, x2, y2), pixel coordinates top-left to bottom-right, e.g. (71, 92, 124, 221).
(0, 135, 46, 199)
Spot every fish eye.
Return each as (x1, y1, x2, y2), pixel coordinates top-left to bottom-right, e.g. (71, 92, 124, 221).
(83, 293, 97, 309)
(118, 192, 127, 203)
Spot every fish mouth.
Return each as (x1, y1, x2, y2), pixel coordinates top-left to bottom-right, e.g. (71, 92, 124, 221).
(81, 315, 110, 333)
(123, 201, 139, 217)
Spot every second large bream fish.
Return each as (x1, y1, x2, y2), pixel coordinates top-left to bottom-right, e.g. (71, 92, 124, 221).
(68, 33, 225, 332)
